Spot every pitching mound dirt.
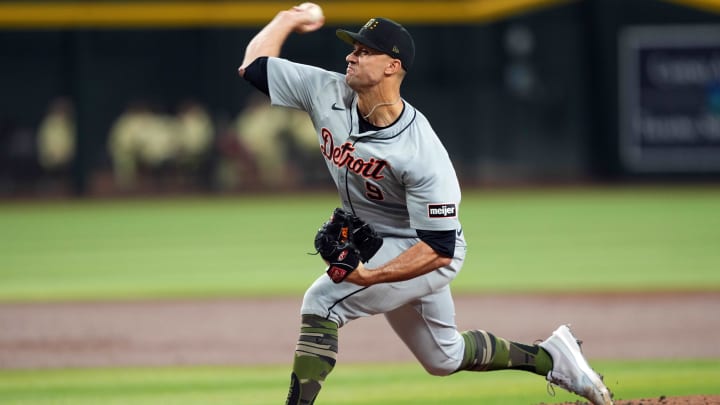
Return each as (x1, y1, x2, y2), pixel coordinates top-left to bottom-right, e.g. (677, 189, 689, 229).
(549, 395, 720, 404)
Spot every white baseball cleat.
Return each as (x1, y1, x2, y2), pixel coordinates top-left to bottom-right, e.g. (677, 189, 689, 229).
(538, 324, 614, 405)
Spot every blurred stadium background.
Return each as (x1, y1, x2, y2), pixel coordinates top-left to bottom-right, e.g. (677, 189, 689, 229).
(1, 4, 720, 404)
(1, 0, 719, 198)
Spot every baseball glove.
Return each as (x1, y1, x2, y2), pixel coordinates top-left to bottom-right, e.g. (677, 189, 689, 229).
(314, 208, 383, 283)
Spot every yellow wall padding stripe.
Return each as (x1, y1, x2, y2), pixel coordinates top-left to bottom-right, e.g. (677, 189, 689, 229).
(0, 0, 573, 28)
(663, 0, 720, 14)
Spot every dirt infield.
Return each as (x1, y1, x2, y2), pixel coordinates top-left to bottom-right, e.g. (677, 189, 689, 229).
(1, 292, 719, 404)
(550, 395, 720, 405)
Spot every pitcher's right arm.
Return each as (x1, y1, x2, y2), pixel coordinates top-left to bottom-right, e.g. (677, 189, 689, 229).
(238, 5, 325, 78)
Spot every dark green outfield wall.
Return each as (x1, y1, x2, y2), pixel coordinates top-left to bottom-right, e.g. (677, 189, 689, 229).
(0, 0, 718, 195)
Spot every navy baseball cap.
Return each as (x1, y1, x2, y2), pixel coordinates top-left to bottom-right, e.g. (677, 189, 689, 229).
(336, 17, 415, 71)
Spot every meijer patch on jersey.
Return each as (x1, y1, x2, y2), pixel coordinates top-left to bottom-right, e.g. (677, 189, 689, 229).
(427, 203, 457, 218)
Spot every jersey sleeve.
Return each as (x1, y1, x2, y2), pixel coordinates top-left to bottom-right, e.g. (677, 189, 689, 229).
(266, 57, 337, 113)
(403, 127, 462, 232)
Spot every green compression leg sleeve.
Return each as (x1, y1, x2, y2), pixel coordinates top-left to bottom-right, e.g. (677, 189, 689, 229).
(286, 314, 339, 405)
(456, 330, 552, 376)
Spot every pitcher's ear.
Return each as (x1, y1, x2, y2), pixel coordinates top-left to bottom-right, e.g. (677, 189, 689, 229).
(385, 59, 402, 75)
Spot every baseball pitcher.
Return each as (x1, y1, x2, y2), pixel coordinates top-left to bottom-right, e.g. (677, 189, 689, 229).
(237, 4, 613, 405)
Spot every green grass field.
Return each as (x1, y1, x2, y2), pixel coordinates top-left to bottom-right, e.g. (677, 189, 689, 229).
(1, 186, 719, 404)
(0, 361, 718, 405)
(1, 186, 719, 301)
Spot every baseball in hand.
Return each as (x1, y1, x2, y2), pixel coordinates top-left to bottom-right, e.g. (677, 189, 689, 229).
(297, 2, 324, 23)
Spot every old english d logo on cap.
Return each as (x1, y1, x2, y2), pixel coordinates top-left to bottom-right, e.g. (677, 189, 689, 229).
(364, 18, 379, 30)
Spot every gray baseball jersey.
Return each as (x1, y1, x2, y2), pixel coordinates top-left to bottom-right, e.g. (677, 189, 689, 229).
(267, 57, 465, 241)
(266, 57, 468, 374)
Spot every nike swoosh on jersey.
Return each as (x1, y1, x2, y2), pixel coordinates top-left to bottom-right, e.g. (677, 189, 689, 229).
(331, 103, 345, 111)
(456, 228, 463, 237)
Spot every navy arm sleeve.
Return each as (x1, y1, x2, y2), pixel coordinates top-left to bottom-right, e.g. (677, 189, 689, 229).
(416, 229, 456, 258)
(243, 57, 269, 96)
